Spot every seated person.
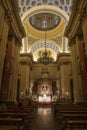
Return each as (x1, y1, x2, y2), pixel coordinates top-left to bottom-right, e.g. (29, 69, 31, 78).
(14, 102, 24, 113)
(0, 103, 7, 112)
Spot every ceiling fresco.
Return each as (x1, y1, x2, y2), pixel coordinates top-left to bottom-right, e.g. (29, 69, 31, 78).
(18, 1, 71, 61)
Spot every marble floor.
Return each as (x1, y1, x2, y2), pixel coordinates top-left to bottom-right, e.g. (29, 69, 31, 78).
(30, 108, 61, 130)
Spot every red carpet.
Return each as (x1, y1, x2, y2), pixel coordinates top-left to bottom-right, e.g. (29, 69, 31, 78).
(38, 102, 52, 108)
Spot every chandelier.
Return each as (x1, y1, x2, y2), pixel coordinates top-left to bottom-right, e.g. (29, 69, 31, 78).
(38, 31, 54, 65)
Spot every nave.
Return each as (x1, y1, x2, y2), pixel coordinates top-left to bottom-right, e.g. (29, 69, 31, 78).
(30, 107, 60, 130)
(0, 0, 87, 129)
(1, 100, 87, 130)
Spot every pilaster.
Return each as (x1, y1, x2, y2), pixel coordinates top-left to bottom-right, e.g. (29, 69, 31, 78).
(8, 38, 21, 102)
(19, 53, 33, 99)
(70, 38, 84, 102)
(7, 36, 16, 102)
(0, 3, 5, 40)
(0, 12, 9, 91)
(81, 8, 87, 56)
(57, 53, 71, 100)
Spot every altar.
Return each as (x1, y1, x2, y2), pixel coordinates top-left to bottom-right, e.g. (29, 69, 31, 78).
(38, 95, 51, 102)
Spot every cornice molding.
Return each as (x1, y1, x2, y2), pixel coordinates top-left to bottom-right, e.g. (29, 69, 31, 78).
(68, 34, 84, 47)
(77, 34, 84, 41)
(8, 35, 14, 41)
(19, 59, 32, 70)
(2, 0, 26, 42)
(58, 59, 72, 64)
(57, 53, 71, 59)
(20, 53, 33, 61)
(19, 53, 33, 69)
(19, 60, 30, 65)
(68, 37, 76, 46)
(15, 37, 22, 46)
(80, 7, 87, 23)
(57, 55, 72, 66)
(4, 9, 12, 25)
(57, 53, 71, 64)
(64, 0, 87, 39)
(57, 59, 72, 69)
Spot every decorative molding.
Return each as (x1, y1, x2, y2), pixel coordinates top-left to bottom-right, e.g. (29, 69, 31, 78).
(8, 35, 14, 41)
(15, 37, 22, 46)
(31, 41, 59, 54)
(0, 4, 5, 40)
(68, 37, 76, 46)
(80, 7, 87, 23)
(65, 0, 87, 39)
(22, 5, 69, 24)
(77, 34, 83, 41)
(19, 53, 33, 69)
(4, 9, 11, 26)
(2, 0, 25, 41)
(59, 60, 71, 65)
(20, 60, 30, 65)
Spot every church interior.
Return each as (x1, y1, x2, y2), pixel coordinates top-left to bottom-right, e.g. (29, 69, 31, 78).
(0, 0, 87, 130)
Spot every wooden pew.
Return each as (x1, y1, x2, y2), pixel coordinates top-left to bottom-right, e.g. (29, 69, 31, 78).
(53, 103, 87, 129)
(58, 111, 87, 130)
(0, 112, 28, 122)
(62, 120, 87, 130)
(54, 103, 87, 118)
(0, 101, 37, 129)
(0, 112, 30, 129)
(0, 117, 23, 130)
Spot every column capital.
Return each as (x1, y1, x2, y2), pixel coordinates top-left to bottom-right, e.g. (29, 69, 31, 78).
(77, 34, 83, 41)
(4, 9, 12, 25)
(8, 35, 14, 41)
(19, 53, 33, 69)
(69, 37, 76, 46)
(15, 37, 22, 46)
(80, 7, 87, 23)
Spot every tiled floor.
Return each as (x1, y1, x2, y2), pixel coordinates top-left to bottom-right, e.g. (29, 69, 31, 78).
(30, 108, 61, 130)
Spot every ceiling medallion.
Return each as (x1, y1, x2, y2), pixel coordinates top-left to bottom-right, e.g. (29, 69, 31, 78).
(38, 31, 54, 65)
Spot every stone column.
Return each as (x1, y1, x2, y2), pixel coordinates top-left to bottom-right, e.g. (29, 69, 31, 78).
(70, 38, 84, 102)
(19, 53, 32, 99)
(7, 36, 16, 102)
(70, 41, 78, 102)
(0, 4, 5, 39)
(8, 38, 21, 102)
(60, 62, 70, 99)
(81, 14, 87, 56)
(76, 36, 84, 100)
(57, 67, 61, 98)
(20, 61, 30, 99)
(0, 13, 9, 91)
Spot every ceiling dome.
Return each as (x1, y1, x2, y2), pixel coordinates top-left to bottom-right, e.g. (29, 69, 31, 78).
(20, 5, 69, 61)
(29, 13, 61, 31)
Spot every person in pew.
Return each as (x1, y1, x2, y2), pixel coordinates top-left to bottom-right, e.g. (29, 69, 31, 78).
(27, 99, 32, 107)
(54, 102, 60, 116)
(14, 102, 25, 113)
(0, 103, 7, 112)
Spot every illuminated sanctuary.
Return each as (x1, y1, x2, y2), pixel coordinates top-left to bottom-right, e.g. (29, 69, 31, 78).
(0, 0, 87, 129)
(0, 0, 87, 108)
